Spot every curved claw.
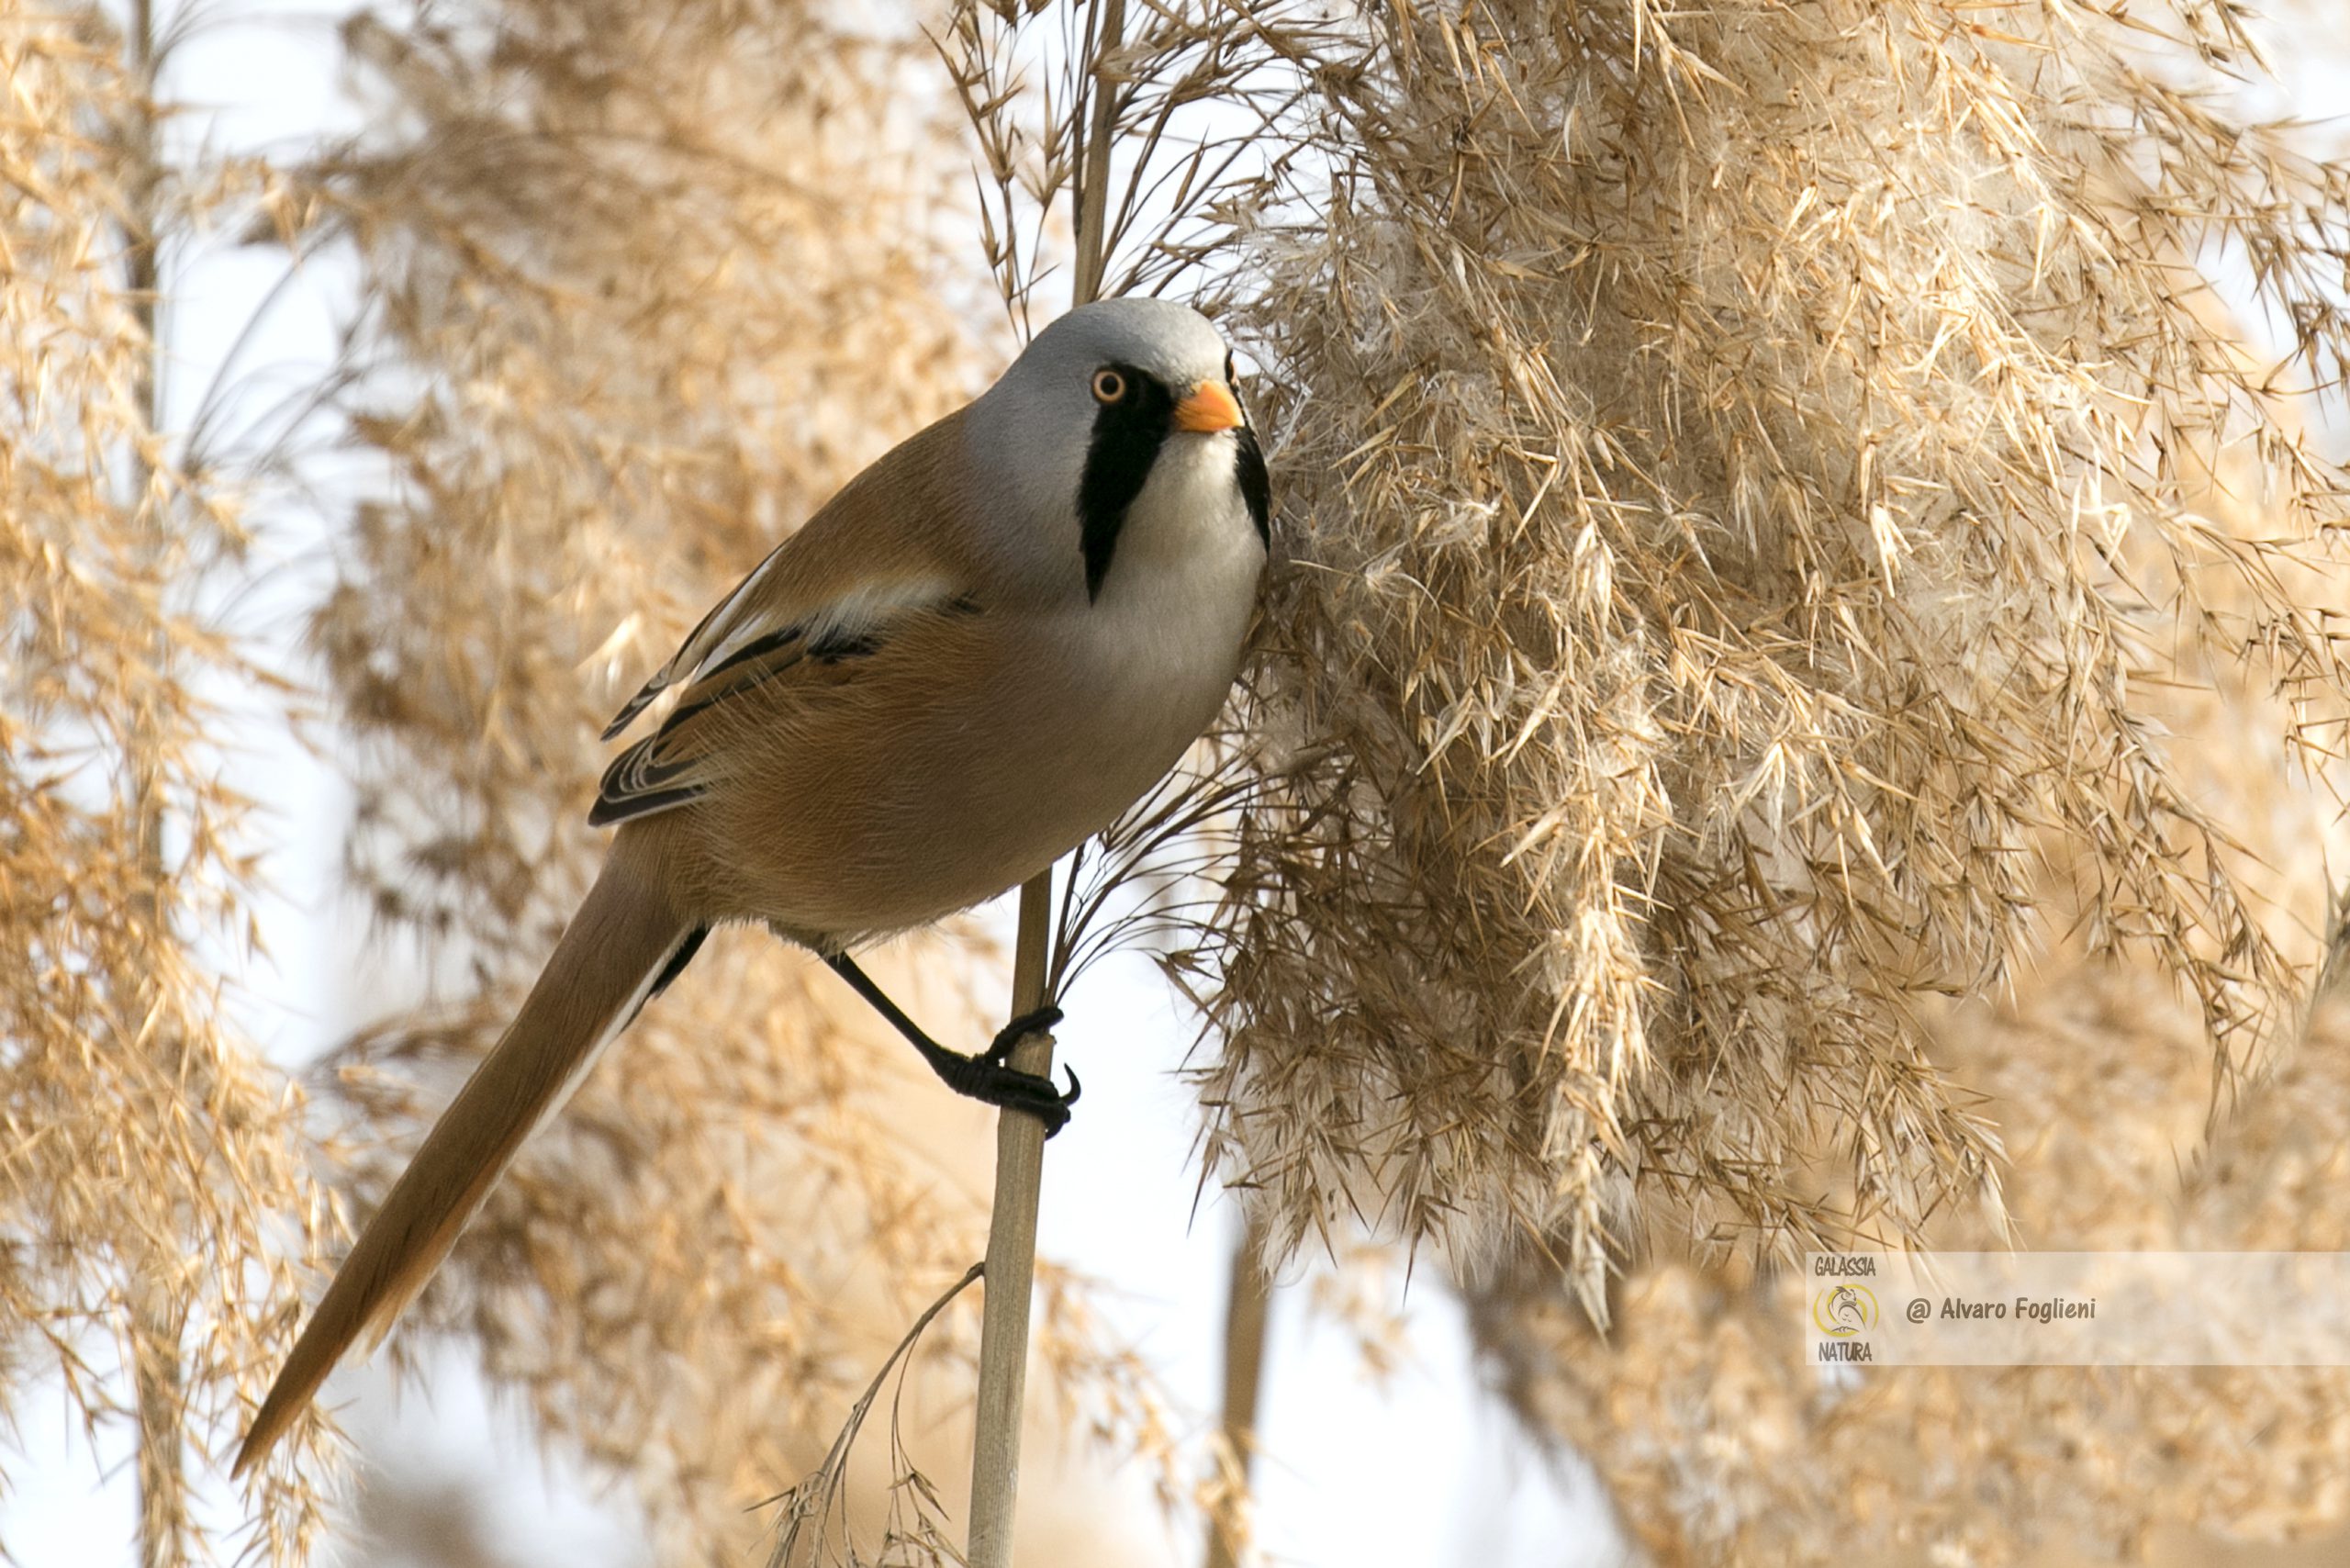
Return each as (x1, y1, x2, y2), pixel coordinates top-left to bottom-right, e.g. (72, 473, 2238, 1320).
(1000, 1064, 1080, 1140)
(1026, 1066, 1080, 1138)
(983, 1003, 1067, 1066)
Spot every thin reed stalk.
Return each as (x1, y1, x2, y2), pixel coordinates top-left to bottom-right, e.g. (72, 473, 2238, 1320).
(1203, 1210, 1271, 1568)
(966, 878, 1058, 1567)
(122, 3, 187, 1560)
(967, 6, 1125, 1556)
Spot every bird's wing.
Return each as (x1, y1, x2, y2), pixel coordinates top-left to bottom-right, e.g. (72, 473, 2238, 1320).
(589, 581, 980, 826)
(593, 417, 984, 827)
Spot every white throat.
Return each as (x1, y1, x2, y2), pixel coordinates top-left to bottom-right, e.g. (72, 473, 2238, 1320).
(1078, 432, 1263, 764)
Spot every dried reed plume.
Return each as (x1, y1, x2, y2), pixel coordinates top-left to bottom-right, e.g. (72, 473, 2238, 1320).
(1198, 0, 2350, 1311)
(1184, 0, 2350, 1556)
(1458, 412, 2350, 1559)
(1, 7, 340, 1562)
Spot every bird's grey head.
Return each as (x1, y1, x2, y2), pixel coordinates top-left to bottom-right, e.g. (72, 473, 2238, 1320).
(1004, 297, 1235, 412)
(966, 298, 1268, 599)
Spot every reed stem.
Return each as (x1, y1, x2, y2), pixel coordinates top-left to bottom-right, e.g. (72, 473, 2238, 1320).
(965, 873, 1058, 1567)
(967, 6, 1127, 1556)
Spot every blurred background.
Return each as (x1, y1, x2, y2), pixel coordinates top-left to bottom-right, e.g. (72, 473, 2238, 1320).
(8, 1, 2350, 1563)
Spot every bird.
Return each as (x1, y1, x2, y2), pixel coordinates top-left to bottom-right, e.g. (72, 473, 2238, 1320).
(234, 297, 1270, 1474)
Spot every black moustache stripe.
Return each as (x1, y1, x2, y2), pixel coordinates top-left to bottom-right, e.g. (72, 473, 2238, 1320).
(1235, 424, 1270, 546)
(1076, 362, 1175, 599)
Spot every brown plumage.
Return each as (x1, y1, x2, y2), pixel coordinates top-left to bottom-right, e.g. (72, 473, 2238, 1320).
(236, 297, 1268, 1473)
(237, 828, 689, 1469)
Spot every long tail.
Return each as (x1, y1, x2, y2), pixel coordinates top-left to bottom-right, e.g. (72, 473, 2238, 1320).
(234, 836, 698, 1475)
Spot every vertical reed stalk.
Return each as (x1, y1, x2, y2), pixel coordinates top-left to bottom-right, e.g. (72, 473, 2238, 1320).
(967, 7, 1126, 1560)
(1203, 1211, 1270, 1568)
(122, 2, 189, 1561)
(965, 876, 1056, 1567)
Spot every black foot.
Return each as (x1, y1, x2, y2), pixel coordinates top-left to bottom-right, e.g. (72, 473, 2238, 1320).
(983, 1004, 1066, 1066)
(939, 1050, 1081, 1137)
(817, 952, 1080, 1135)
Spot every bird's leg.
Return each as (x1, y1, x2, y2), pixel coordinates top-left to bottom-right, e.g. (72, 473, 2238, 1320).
(822, 953, 1079, 1136)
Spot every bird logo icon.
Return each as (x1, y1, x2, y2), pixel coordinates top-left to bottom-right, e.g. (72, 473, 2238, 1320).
(1813, 1284, 1879, 1338)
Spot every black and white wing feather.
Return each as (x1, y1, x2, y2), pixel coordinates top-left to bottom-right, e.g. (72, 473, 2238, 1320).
(593, 561, 975, 827)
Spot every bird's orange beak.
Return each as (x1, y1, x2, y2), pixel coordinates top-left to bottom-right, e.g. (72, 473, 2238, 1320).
(1171, 379, 1245, 433)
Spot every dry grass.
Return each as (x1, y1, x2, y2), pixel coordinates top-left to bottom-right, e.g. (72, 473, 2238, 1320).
(0, 7, 340, 1561)
(1175, 0, 2350, 1557)
(1457, 420, 2350, 1561)
(1472, 958, 2350, 1564)
(3, 0, 1192, 1561)
(1196, 0, 2350, 1316)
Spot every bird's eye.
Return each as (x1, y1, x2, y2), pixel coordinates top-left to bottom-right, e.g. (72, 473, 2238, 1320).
(1091, 369, 1127, 403)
